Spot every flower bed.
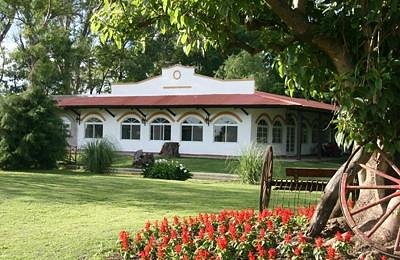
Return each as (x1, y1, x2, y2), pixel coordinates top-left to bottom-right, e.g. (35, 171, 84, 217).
(117, 207, 354, 259)
(142, 159, 192, 181)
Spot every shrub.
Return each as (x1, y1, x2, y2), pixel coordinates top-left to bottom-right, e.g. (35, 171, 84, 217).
(142, 159, 192, 180)
(228, 144, 265, 184)
(117, 206, 354, 259)
(0, 88, 68, 170)
(81, 138, 116, 173)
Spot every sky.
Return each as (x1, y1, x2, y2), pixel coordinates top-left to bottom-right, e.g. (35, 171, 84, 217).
(3, 23, 18, 52)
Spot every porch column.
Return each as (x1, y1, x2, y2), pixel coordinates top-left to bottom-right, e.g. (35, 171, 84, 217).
(296, 110, 303, 160)
(317, 112, 322, 159)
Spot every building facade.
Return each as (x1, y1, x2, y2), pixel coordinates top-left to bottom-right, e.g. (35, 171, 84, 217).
(56, 65, 335, 157)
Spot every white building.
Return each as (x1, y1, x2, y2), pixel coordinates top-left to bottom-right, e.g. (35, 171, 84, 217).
(56, 65, 335, 157)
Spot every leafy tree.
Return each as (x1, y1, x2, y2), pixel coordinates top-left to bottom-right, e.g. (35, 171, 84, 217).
(0, 87, 67, 169)
(216, 51, 286, 95)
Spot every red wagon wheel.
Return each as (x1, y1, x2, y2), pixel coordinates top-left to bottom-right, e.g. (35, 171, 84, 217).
(340, 147, 400, 258)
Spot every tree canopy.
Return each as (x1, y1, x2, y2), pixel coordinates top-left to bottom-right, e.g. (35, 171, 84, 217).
(92, 0, 400, 153)
(0, 87, 67, 169)
(216, 51, 285, 95)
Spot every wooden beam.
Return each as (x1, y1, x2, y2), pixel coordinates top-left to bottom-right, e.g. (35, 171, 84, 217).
(104, 108, 115, 118)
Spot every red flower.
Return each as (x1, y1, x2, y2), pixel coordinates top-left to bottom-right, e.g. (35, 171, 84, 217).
(174, 215, 179, 225)
(119, 231, 130, 251)
(268, 248, 277, 259)
(266, 220, 274, 231)
(315, 237, 324, 248)
(284, 233, 291, 243)
(157, 246, 165, 258)
(145, 221, 151, 231)
(259, 228, 266, 238)
(294, 246, 302, 256)
(335, 231, 343, 241)
(183, 254, 189, 260)
(175, 244, 182, 254)
(298, 232, 306, 244)
(217, 235, 228, 250)
(327, 246, 336, 260)
(198, 228, 205, 239)
(381, 256, 387, 260)
(244, 222, 252, 233)
(228, 222, 237, 240)
(256, 242, 265, 257)
(170, 229, 177, 239)
(162, 235, 170, 246)
(343, 231, 352, 242)
(248, 251, 256, 260)
(218, 224, 226, 234)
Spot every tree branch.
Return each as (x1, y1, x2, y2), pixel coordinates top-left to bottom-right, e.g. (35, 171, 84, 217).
(264, 0, 354, 74)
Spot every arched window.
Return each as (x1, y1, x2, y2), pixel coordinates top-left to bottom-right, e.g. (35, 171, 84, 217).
(214, 117, 238, 142)
(272, 121, 282, 143)
(256, 119, 269, 143)
(181, 117, 203, 141)
(301, 122, 309, 144)
(121, 118, 140, 140)
(150, 117, 171, 141)
(85, 118, 103, 138)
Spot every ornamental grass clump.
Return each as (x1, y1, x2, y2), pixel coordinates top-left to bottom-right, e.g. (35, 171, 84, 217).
(142, 159, 192, 181)
(228, 144, 265, 184)
(117, 206, 354, 259)
(81, 138, 116, 173)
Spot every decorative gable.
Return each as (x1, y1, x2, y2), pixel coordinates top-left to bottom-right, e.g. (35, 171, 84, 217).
(111, 65, 255, 96)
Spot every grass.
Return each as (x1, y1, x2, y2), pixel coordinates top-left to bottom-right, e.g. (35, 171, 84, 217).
(0, 169, 322, 259)
(0, 170, 259, 259)
(113, 154, 345, 177)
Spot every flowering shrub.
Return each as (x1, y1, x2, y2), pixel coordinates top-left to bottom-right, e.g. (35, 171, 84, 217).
(142, 159, 192, 181)
(117, 206, 354, 259)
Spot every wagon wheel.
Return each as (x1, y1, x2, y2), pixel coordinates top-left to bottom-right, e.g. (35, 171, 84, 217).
(260, 146, 273, 211)
(340, 147, 400, 258)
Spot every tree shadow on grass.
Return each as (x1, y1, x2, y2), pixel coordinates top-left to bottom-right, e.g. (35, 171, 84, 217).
(0, 170, 258, 213)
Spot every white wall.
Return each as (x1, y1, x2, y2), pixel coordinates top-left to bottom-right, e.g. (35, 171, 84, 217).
(68, 108, 253, 156)
(110, 65, 255, 96)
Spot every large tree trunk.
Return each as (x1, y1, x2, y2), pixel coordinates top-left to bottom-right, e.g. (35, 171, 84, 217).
(307, 146, 371, 237)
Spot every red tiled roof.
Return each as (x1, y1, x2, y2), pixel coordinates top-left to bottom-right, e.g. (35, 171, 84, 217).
(55, 91, 335, 111)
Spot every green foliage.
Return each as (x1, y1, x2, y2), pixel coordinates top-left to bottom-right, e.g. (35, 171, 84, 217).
(216, 51, 286, 95)
(0, 87, 67, 169)
(81, 138, 116, 173)
(142, 159, 192, 181)
(228, 144, 265, 184)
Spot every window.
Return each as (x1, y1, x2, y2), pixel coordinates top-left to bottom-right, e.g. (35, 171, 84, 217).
(85, 118, 103, 138)
(214, 117, 238, 142)
(181, 117, 203, 141)
(272, 121, 282, 143)
(286, 116, 296, 153)
(256, 119, 269, 143)
(150, 117, 171, 141)
(121, 118, 140, 140)
(301, 122, 308, 144)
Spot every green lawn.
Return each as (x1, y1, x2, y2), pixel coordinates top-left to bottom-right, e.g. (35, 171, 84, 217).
(0, 170, 261, 259)
(113, 154, 344, 177)
(0, 170, 322, 259)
